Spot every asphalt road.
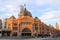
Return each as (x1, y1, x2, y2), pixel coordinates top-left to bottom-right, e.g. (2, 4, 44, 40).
(0, 37, 60, 40)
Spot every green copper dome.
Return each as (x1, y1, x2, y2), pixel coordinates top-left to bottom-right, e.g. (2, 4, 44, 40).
(19, 5, 32, 17)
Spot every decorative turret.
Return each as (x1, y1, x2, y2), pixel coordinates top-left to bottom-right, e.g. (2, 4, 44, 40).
(10, 16, 16, 19)
(34, 17, 40, 21)
(35, 17, 39, 20)
(55, 22, 59, 30)
(18, 5, 32, 17)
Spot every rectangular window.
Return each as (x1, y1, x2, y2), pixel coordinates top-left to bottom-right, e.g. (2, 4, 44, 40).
(47, 29, 49, 31)
(35, 27, 38, 30)
(42, 27, 44, 30)
(13, 27, 18, 30)
(21, 22, 31, 24)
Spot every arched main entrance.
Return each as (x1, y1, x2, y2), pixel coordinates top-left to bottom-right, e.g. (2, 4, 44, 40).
(21, 28, 31, 37)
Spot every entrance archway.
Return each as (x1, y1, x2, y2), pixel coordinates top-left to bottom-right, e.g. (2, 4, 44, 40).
(21, 28, 31, 37)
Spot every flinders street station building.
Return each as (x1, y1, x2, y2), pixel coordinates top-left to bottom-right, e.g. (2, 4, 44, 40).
(0, 5, 60, 37)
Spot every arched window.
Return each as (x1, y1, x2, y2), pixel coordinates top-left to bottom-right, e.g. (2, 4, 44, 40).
(22, 28, 31, 33)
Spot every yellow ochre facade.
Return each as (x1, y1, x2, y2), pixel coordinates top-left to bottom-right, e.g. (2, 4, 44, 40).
(5, 5, 60, 37)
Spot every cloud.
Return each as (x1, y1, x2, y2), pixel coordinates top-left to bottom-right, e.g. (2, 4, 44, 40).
(0, 7, 6, 11)
(0, 0, 60, 29)
(40, 10, 60, 22)
(0, 13, 12, 19)
(33, 0, 60, 6)
(0, 0, 60, 6)
(5, 5, 15, 11)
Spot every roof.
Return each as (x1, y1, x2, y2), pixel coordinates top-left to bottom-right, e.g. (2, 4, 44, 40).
(19, 6, 32, 17)
(10, 16, 16, 19)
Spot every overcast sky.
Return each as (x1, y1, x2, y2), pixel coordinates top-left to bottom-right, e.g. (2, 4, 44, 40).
(0, 0, 60, 29)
